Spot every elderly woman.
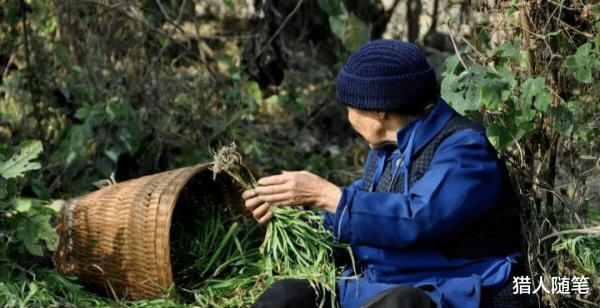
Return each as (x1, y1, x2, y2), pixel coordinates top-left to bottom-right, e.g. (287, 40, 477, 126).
(242, 40, 536, 308)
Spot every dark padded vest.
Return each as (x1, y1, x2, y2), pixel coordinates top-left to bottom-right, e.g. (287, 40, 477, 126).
(362, 112, 521, 259)
(360, 111, 538, 307)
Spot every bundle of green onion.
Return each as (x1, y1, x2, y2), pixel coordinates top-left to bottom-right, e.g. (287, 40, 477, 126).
(210, 143, 354, 308)
(261, 206, 343, 307)
(180, 218, 266, 307)
(169, 172, 266, 306)
(169, 144, 353, 307)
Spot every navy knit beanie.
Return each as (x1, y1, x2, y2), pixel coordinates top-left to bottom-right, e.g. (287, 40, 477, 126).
(336, 39, 437, 114)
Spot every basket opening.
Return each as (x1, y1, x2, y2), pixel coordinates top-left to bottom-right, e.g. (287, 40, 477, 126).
(169, 168, 255, 292)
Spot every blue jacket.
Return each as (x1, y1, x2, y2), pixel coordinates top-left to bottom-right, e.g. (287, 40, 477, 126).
(323, 99, 519, 308)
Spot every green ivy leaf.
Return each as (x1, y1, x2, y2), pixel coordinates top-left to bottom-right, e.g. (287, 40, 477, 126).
(158, 35, 168, 47)
(480, 85, 504, 110)
(469, 65, 490, 78)
(16, 206, 59, 256)
(49, 200, 66, 212)
(214, 54, 232, 64)
(564, 55, 579, 71)
(575, 67, 593, 83)
(450, 86, 482, 114)
(466, 85, 481, 103)
(442, 71, 486, 114)
(64, 158, 84, 181)
(508, 113, 533, 143)
(119, 123, 141, 156)
(0, 144, 14, 158)
(471, 66, 508, 111)
(54, 124, 92, 163)
(343, 15, 370, 52)
(105, 97, 124, 123)
(98, 157, 114, 179)
(329, 15, 344, 38)
(105, 145, 124, 163)
(487, 122, 512, 152)
(534, 91, 551, 112)
(31, 179, 51, 201)
(15, 198, 33, 212)
(71, 65, 84, 74)
(318, 0, 344, 16)
(0, 198, 15, 212)
(265, 94, 283, 106)
(6, 178, 18, 198)
(521, 77, 550, 114)
(441, 72, 459, 94)
(245, 81, 263, 105)
(230, 70, 242, 81)
(565, 43, 595, 83)
(294, 98, 309, 112)
(0, 141, 43, 179)
(552, 105, 575, 136)
(74, 106, 91, 120)
(521, 104, 536, 121)
(443, 91, 466, 110)
(576, 43, 591, 56)
(443, 56, 464, 76)
(521, 77, 544, 104)
(499, 42, 520, 58)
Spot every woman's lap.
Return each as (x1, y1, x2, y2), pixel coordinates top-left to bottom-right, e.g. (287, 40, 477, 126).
(251, 278, 436, 308)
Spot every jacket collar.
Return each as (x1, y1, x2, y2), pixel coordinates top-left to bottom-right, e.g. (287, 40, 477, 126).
(395, 98, 455, 154)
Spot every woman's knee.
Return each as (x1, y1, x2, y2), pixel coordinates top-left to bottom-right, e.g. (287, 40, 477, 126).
(251, 279, 330, 308)
(360, 285, 436, 308)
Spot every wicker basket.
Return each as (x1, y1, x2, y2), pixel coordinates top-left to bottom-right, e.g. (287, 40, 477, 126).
(53, 163, 251, 299)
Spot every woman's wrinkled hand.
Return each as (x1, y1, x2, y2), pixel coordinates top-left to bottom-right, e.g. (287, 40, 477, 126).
(241, 189, 273, 225)
(242, 171, 342, 225)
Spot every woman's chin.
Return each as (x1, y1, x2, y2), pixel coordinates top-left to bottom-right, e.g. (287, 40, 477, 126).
(369, 141, 397, 149)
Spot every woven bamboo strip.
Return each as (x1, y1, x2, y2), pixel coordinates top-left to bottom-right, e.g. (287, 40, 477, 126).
(155, 166, 201, 289)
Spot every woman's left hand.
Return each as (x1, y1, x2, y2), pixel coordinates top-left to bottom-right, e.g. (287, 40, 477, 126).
(248, 171, 342, 214)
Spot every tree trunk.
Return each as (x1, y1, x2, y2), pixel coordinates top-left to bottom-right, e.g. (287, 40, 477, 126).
(407, 0, 422, 43)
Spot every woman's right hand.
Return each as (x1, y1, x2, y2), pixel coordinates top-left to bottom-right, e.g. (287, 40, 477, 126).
(242, 189, 273, 225)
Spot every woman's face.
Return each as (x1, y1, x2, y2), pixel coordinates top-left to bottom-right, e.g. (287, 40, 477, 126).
(347, 107, 387, 148)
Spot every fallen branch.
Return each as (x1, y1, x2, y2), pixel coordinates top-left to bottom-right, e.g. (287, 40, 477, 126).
(445, 21, 468, 70)
(540, 229, 600, 242)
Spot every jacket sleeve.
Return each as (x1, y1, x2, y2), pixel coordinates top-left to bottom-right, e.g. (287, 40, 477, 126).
(329, 130, 503, 248)
(322, 150, 374, 229)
